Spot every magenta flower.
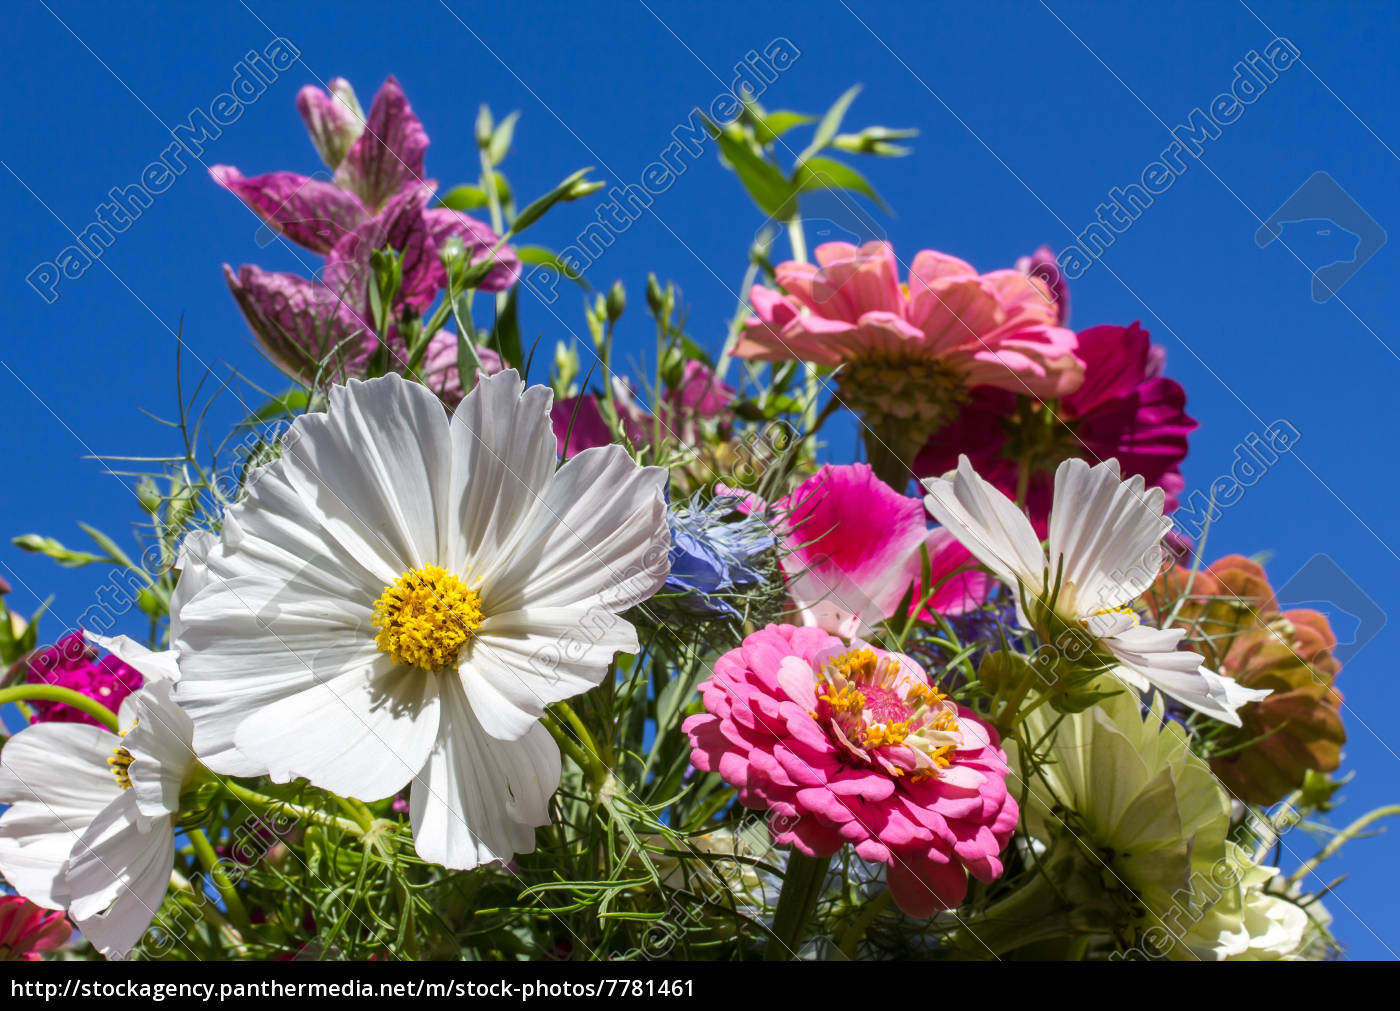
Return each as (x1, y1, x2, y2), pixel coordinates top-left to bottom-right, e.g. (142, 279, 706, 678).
(665, 361, 734, 420)
(0, 896, 71, 960)
(23, 631, 143, 727)
(683, 625, 1017, 916)
(769, 464, 989, 637)
(915, 321, 1196, 532)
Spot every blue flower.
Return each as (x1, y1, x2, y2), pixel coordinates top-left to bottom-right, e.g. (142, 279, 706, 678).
(662, 495, 774, 618)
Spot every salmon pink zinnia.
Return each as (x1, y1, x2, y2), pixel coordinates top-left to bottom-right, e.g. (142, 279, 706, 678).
(683, 624, 1017, 916)
(736, 241, 1082, 483)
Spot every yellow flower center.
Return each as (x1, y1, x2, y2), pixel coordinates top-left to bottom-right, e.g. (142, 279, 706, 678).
(813, 648, 961, 780)
(108, 747, 134, 790)
(371, 564, 484, 672)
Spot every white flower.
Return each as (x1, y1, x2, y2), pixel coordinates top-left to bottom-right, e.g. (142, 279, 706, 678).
(923, 454, 1267, 724)
(0, 644, 194, 960)
(172, 370, 670, 869)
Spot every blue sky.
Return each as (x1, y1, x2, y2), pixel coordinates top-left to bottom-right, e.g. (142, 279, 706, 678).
(3, 0, 1399, 958)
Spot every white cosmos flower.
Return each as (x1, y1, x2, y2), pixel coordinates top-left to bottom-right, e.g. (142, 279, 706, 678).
(0, 642, 195, 960)
(172, 370, 670, 869)
(923, 454, 1268, 724)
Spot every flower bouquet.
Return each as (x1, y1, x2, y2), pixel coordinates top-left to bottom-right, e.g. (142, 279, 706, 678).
(0, 73, 1386, 963)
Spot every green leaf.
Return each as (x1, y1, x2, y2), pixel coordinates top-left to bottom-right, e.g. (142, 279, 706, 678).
(243, 389, 308, 426)
(794, 156, 888, 212)
(752, 110, 815, 145)
(516, 246, 587, 286)
(492, 287, 524, 373)
(78, 523, 137, 571)
(713, 125, 795, 218)
(797, 84, 862, 164)
(512, 168, 602, 234)
(438, 185, 490, 211)
(488, 111, 521, 166)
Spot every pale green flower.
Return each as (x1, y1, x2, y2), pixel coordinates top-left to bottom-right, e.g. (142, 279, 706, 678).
(1016, 692, 1307, 960)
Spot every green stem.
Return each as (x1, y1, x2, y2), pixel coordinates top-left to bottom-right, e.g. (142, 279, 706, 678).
(188, 827, 251, 933)
(764, 850, 830, 961)
(541, 713, 605, 789)
(1290, 804, 1400, 886)
(555, 701, 608, 774)
(221, 780, 364, 837)
(837, 888, 891, 959)
(0, 685, 119, 732)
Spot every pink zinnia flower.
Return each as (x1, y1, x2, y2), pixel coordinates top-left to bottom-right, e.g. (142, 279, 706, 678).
(769, 464, 988, 637)
(738, 240, 1080, 392)
(736, 241, 1080, 484)
(24, 631, 143, 727)
(683, 625, 1017, 916)
(0, 896, 71, 960)
(915, 321, 1196, 532)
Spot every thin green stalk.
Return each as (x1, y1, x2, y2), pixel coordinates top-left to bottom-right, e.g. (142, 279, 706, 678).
(837, 888, 891, 959)
(188, 827, 251, 933)
(0, 685, 119, 732)
(1290, 805, 1400, 886)
(764, 850, 830, 960)
(221, 780, 364, 837)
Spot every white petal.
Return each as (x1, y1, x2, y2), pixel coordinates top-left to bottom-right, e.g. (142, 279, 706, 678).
(410, 674, 560, 869)
(63, 796, 173, 960)
(170, 529, 220, 638)
(233, 658, 439, 802)
(122, 680, 197, 820)
(484, 444, 670, 613)
(448, 369, 556, 580)
(922, 455, 1044, 601)
(277, 374, 454, 580)
(1047, 457, 1168, 617)
(460, 607, 640, 740)
(1102, 624, 1259, 725)
(85, 633, 180, 685)
(0, 722, 121, 908)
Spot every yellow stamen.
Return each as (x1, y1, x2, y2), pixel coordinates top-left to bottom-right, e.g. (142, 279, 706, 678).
(372, 564, 483, 672)
(108, 747, 134, 790)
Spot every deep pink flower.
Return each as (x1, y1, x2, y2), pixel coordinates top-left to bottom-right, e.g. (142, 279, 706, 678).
(550, 389, 645, 460)
(683, 625, 1017, 917)
(666, 361, 734, 420)
(23, 631, 143, 727)
(769, 464, 988, 637)
(550, 365, 730, 460)
(915, 321, 1197, 533)
(0, 896, 71, 960)
(736, 241, 1081, 397)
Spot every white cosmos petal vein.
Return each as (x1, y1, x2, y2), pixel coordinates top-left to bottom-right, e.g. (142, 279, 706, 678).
(234, 659, 440, 802)
(450, 372, 557, 582)
(462, 606, 642, 741)
(486, 444, 670, 613)
(410, 674, 560, 870)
